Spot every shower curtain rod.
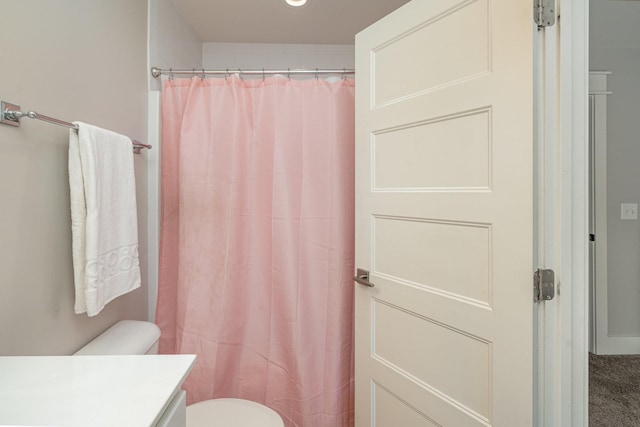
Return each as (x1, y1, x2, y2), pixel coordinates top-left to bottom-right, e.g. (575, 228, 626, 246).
(0, 101, 151, 154)
(151, 66, 355, 78)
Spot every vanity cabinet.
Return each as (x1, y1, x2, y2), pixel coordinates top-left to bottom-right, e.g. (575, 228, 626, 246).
(0, 355, 195, 426)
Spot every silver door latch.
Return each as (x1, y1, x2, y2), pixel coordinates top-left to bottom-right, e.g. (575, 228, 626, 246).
(353, 268, 375, 287)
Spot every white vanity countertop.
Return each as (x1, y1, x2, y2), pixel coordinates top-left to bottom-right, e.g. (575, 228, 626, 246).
(0, 354, 196, 427)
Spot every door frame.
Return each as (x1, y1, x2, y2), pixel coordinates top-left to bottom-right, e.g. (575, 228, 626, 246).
(534, 0, 589, 424)
(556, 0, 589, 425)
(535, 9, 560, 425)
(589, 72, 613, 355)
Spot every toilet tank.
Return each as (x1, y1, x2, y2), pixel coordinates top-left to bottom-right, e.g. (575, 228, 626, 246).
(74, 320, 161, 355)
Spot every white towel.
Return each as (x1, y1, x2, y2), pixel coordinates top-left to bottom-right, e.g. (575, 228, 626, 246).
(69, 122, 141, 317)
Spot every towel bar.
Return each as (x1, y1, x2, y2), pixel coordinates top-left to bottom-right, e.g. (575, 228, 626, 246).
(1, 100, 151, 154)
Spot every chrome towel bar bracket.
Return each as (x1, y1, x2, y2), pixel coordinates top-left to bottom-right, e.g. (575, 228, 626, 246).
(1, 101, 20, 127)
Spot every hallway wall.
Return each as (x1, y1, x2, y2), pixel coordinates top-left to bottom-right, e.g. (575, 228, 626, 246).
(590, 0, 640, 343)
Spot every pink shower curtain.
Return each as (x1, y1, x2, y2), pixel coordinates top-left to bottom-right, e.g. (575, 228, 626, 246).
(156, 75, 355, 426)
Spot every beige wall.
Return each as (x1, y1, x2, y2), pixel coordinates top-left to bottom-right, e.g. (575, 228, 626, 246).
(146, 0, 202, 320)
(148, 0, 203, 91)
(202, 42, 355, 71)
(590, 1, 640, 337)
(0, 1, 149, 355)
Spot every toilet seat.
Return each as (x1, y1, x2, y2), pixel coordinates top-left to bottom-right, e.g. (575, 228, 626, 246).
(186, 398, 284, 427)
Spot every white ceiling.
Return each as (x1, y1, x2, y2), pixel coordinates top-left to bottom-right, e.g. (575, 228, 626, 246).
(172, 0, 411, 44)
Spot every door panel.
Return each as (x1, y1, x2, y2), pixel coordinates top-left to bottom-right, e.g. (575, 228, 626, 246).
(372, 0, 491, 107)
(355, 0, 533, 425)
(372, 108, 492, 191)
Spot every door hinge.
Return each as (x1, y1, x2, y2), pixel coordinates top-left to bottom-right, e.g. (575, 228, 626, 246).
(534, 268, 555, 303)
(534, 0, 556, 28)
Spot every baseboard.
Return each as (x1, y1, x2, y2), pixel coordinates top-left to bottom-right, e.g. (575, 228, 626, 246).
(595, 336, 640, 355)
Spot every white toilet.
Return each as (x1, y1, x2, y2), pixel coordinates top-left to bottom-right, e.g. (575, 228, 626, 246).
(75, 320, 285, 427)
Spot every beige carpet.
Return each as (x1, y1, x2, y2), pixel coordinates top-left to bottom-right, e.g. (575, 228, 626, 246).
(590, 353, 640, 426)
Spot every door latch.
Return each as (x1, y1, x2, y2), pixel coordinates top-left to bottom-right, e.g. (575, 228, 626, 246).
(353, 268, 375, 287)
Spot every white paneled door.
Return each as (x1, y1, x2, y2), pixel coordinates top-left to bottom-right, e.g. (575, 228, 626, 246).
(354, 0, 533, 426)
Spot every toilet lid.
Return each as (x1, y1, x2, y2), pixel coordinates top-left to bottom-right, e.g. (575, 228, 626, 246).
(187, 398, 284, 427)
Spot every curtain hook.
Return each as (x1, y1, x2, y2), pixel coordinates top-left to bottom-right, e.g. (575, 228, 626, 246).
(192, 68, 196, 78)
(201, 68, 206, 80)
(169, 68, 174, 80)
(225, 69, 229, 81)
(287, 68, 291, 80)
(238, 68, 243, 80)
(315, 68, 319, 81)
(262, 68, 265, 81)
(342, 68, 347, 80)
